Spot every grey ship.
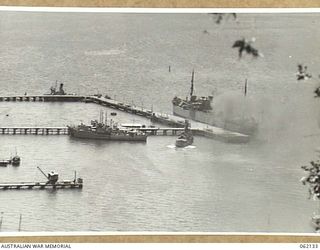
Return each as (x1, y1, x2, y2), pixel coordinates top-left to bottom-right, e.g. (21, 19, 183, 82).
(48, 81, 66, 95)
(175, 120, 194, 148)
(172, 71, 258, 135)
(68, 112, 147, 142)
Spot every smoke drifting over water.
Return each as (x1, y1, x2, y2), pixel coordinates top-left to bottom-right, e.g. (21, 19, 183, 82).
(211, 83, 320, 143)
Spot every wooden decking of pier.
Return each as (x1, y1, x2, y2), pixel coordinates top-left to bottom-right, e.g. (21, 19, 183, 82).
(0, 127, 68, 135)
(0, 181, 83, 190)
(0, 94, 250, 143)
(0, 126, 186, 136)
(0, 95, 85, 102)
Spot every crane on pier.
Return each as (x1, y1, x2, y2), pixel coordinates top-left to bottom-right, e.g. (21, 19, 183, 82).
(37, 166, 59, 184)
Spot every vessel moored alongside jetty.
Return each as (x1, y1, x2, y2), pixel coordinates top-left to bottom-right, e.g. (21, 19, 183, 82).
(46, 81, 66, 95)
(0, 150, 21, 167)
(68, 112, 147, 142)
(172, 71, 258, 135)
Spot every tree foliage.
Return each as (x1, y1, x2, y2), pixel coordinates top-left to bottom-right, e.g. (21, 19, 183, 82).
(301, 160, 320, 199)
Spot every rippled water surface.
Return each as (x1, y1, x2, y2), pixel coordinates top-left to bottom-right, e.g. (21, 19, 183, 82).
(0, 12, 319, 233)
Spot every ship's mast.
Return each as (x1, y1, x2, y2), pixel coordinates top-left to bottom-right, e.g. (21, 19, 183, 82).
(190, 69, 195, 98)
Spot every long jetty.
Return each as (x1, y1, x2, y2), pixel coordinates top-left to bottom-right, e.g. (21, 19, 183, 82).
(0, 126, 184, 136)
(0, 126, 192, 136)
(0, 95, 85, 102)
(0, 127, 68, 135)
(0, 181, 83, 190)
(0, 94, 250, 143)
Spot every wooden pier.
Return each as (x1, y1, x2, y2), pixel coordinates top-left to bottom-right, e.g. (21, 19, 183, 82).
(138, 127, 185, 136)
(0, 181, 83, 190)
(0, 126, 185, 136)
(0, 95, 85, 102)
(0, 127, 69, 135)
(0, 166, 83, 190)
(0, 94, 250, 143)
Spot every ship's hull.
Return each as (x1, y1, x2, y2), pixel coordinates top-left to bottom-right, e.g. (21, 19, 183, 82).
(175, 139, 192, 148)
(173, 105, 214, 125)
(173, 105, 257, 135)
(69, 129, 147, 142)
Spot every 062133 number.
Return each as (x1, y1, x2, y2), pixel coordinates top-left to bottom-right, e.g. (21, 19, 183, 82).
(300, 244, 319, 248)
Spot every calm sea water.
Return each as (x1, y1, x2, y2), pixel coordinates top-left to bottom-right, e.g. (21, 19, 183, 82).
(0, 12, 319, 233)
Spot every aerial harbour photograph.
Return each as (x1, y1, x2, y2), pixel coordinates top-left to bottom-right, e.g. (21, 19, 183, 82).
(0, 9, 320, 234)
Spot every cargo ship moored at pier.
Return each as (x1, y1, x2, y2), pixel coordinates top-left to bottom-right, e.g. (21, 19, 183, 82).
(172, 71, 258, 135)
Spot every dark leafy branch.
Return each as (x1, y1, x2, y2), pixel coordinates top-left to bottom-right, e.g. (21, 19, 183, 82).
(301, 160, 320, 199)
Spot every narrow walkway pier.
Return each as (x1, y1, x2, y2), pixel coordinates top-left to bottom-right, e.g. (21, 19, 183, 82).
(0, 167, 83, 190)
(138, 127, 184, 136)
(0, 181, 83, 190)
(0, 126, 185, 136)
(0, 127, 69, 135)
(0, 95, 85, 102)
(0, 94, 250, 143)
